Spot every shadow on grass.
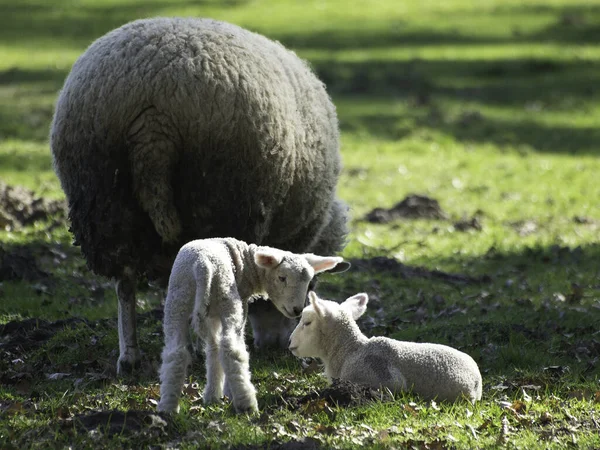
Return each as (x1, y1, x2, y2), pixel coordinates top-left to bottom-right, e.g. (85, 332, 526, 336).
(318, 56, 600, 154)
(0, 0, 249, 48)
(2, 235, 599, 380)
(272, 3, 600, 49)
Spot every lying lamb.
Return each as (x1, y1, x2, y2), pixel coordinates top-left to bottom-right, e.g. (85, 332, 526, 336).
(158, 238, 346, 413)
(289, 292, 482, 403)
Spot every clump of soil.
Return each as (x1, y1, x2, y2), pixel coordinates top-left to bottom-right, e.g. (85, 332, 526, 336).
(67, 410, 169, 436)
(0, 181, 66, 230)
(237, 438, 322, 450)
(0, 245, 49, 282)
(453, 216, 483, 232)
(299, 379, 394, 408)
(0, 316, 89, 354)
(364, 194, 448, 223)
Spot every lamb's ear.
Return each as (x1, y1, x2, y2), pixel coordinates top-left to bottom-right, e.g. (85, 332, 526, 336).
(342, 293, 369, 320)
(309, 291, 324, 317)
(254, 248, 284, 269)
(303, 254, 345, 274)
(324, 261, 351, 274)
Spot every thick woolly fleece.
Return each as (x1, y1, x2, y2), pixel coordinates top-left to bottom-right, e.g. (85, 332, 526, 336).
(50, 17, 348, 372)
(157, 238, 344, 413)
(289, 293, 482, 403)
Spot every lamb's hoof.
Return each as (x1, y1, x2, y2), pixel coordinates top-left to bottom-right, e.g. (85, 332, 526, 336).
(233, 396, 259, 414)
(203, 390, 224, 405)
(117, 353, 141, 376)
(157, 399, 180, 414)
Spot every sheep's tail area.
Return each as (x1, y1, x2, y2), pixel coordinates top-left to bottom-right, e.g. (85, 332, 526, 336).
(51, 131, 177, 283)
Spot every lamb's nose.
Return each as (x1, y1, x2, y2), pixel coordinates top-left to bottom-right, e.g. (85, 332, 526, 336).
(293, 306, 302, 317)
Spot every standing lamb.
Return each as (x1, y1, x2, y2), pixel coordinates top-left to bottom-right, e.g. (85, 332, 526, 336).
(157, 238, 346, 413)
(289, 292, 482, 403)
(50, 17, 348, 374)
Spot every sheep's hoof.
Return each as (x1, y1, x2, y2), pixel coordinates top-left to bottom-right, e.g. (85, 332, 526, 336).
(117, 355, 141, 376)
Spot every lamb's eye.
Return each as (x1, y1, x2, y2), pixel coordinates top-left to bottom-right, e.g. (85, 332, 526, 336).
(304, 321, 311, 327)
(278, 276, 286, 283)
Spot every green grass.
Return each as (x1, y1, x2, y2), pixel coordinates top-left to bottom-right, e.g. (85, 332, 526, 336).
(1, 0, 600, 448)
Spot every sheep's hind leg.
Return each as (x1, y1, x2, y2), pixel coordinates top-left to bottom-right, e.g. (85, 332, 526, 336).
(128, 108, 181, 243)
(116, 268, 141, 375)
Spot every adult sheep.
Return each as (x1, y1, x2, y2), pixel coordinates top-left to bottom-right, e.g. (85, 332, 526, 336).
(50, 17, 348, 375)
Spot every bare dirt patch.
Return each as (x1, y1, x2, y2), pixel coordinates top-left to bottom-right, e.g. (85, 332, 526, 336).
(0, 181, 66, 231)
(65, 410, 170, 436)
(364, 194, 449, 223)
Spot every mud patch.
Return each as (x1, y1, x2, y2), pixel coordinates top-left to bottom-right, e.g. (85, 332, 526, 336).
(364, 194, 448, 223)
(0, 181, 66, 230)
(0, 245, 50, 282)
(0, 309, 164, 386)
(65, 410, 169, 436)
(453, 216, 483, 232)
(350, 256, 491, 285)
(0, 316, 89, 353)
(294, 379, 394, 409)
(235, 438, 322, 450)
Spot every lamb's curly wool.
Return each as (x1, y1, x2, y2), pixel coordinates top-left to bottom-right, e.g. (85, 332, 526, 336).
(50, 18, 348, 373)
(289, 292, 483, 403)
(157, 238, 345, 413)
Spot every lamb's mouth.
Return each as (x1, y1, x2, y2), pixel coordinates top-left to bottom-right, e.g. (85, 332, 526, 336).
(289, 346, 298, 355)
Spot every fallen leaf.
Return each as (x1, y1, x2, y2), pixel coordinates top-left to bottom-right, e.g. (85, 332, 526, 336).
(2, 402, 24, 415)
(466, 424, 478, 439)
(56, 406, 71, 419)
(314, 424, 336, 435)
(567, 283, 585, 304)
(46, 372, 71, 380)
(302, 398, 329, 415)
(301, 359, 322, 374)
(511, 400, 527, 414)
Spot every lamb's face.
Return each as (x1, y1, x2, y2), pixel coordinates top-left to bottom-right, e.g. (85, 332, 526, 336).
(288, 302, 324, 357)
(254, 247, 346, 319)
(264, 257, 314, 319)
(289, 292, 369, 357)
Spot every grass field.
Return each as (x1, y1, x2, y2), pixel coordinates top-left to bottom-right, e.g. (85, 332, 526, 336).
(1, 0, 599, 448)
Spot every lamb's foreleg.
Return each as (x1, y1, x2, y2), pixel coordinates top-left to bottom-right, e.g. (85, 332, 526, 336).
(219, 297, 258, 413)
(116, 267, 140, 375)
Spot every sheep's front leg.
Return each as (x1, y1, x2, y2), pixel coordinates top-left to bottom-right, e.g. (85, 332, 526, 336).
(116, 268, 140, 375)
(219, 300, 258, 413)
(202, 316, 225, 404)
